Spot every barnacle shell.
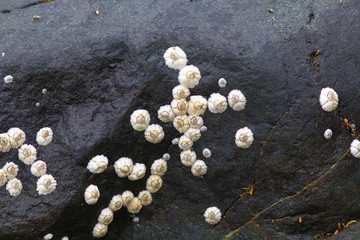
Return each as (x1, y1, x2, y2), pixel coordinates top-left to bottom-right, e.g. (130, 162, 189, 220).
(92, 223, 108, 238)
(172, 85, 190, 99)
(109, 194, 123, 212)
(144, 124, 165, 143)
(61, 237, 69, 240)
(87, 155, 108, 174)
(235, 127, 254, 149)
(98, 207, 114, 225)
(3, 162, 19, 180)
(171, 99, 189, 116)
(130, 109, 151, 131)
(6, 178, 22, 197)
(127, 197, 143, 214)
(187, 95, 207, 115)
(184, 128, 201, 141)
(114, 157, 133, 177)
(218, 78, 227, 88)
(172, 138, 179, 145)
(138, 190, 152, 206)
(188, 115, 203, 129)
(43, 233, 53, 240)
(200, 126, 208, 132)
(36, 174, 57, 195)
(178, 65, 201, 88)
(204, 206, 222, 225)
(18, 144, 37, 165)
(162, 153, 170, 161)
(324, 129, 333, 140)
(157, 105, 175, 123)
(7, 127, 25, 148)
(128, 163, 146, 181)
(0, 169, 7, 186)
(163, 46, 188, 70)
(31, 160, 47, 177)
(4, 75, 13, 83)
(180, 150, 196, 167)
(146, 175, 163, 193)
(84, 184, 100, 205)
(191, 160, 207, 177)
(151, 159, 167, 176)
(36, 127, 53, 146)
(173, 115, 190, 133)
(122, 190, 134, 206)
(178, 135, 193, 150)
(208, 93, 228, 113)
(350, 139, 360, 158)
(0, 133, 11, 152)
(228, 89, 246, 111)
(202, 148, 212, 158)
(319, 87, 338, 112)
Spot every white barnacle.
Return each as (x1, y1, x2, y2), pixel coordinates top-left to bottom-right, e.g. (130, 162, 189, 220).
(138, 190, 152, 206)
(87, 155, 108, 174)
(122, 190, 134, 207)
(0, 169, 7, 187)
(43, 233, 53, 240)
(180, 150, 196, 167)
(109, 194, 123, 212)
(162, 153, 170, 161)
(228, 89, 247, 111)
(0, 133, 11, 152)
(31, 160, 47, 177)
(144, 124, 165, 143)
(3, 162, 19, 180)
(178, 135, 193, 150)
(191, 160, 207, 177)
(171, 98, 189, 116)
(235, 127, 254, 149)
(92, 223, 108, 238)
(42, 88, 47, 94)
(350, 139, 360, 158)
(202, 148, 212, 158)
(172, 85, 190, 99)
(188, 115, 203, 129)
(4, 75, 13, 83)
(146, 175, 163, 193)
(127, 197, 143, 214)
(6, 178, 22, 197)
(187, 95, 207, 115)
(324, 129, 333, 140)
(184, 128, 201, 141)
(36, 127, 53, 146)
(178, 65, 201, 88)
(98, 207, 114, 225)
(173, 115, 190, 133)
(218, 78, 227, 88)
(163, 46, 188, 70)
(130, 109, 151, 131)
(208, 93, 228, 113)
(200, 126, 207, 132)
(157, 105, 175, 123)
(61, 237, 69, 240)
(172, 138, 179, 145)
(84, 184, 100, 205)
(204, 206, 222, 225)
(114, 157, 133, 177)
(128, 163, 146, 181)
(7, 127, 26, 148)
(18, 144, 37, 165)
(36, 174, 57, 195)
(319, 87, 338, 112)
(151, 159, 167, 176)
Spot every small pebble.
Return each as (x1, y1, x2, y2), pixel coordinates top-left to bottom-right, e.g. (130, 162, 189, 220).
(4, 75, 13, 83)
(133, 216, 139, 223)
(36, 102, 40, 107)
(2, 52, 5, 57)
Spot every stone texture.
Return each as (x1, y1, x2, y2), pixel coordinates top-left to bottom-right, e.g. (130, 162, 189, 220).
(0, 0, 360, 239)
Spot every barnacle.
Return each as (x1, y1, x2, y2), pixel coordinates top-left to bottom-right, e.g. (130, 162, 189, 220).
(36, 174, 57, 195)
(144, 124, 165, 143)
(188, 115, 203, 129)
(204, 206, 222, 225)
(138, 190, 152, 206)
(324, 129, 333, 140)
(163, 46, 188, 70)
(180, 150, 196, 167)
(87, 155, 108, 174)
(172, 85, 190, 99)
(130, 109, 150, 131)
(128, 163, 146, 181)
(208, 93, 227, 113)
(218, 78, 227, 88)
(191, 160, 207, 177)
(187, 95, 207, 115)
(84, 184, 100, 205)
(98, 207, 114, 225)
(3, 162, 19, 180)
(36, 127, 53, 146)
(108, 194, 123, 212)
(7, 127, 25, 148)
(0, 169, 7, 187)
(178, 135, 193, 150)
(151, 159, 167, 176)
(319, 87, 338, 112)
(162, 153, 170, 161)
(122, 190, 134, 206)
(350, 139, 360, 158)
(114, 157, 133, 177)
(157, 105, 175, 122)
(173, 115, 190, 133)
(184, 128, 201, 141)
(4, 75, 13, 83)
(92, 223, 108, 238)
(202, 148, 212, 158)
(235, 127, 254, 149)
(127, 197, 143, 214)
(228, 89, 246, 111)
(6, 178, 22, 197)
(18, 144, 37, 165)
(0, 133, 11, 153)
(178, 65, 201, 88)
(171, 99, 189, 116)
(31, 160, 47, 177)
(146, 175, 163, 193)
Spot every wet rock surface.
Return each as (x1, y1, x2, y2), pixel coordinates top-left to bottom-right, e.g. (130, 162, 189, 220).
(0, 0, 360, 239)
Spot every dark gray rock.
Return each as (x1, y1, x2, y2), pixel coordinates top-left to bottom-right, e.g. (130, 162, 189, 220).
(0, 0, 360, 239)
